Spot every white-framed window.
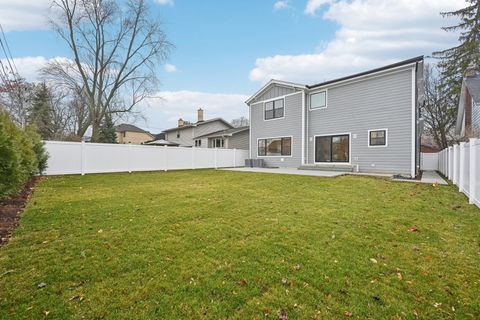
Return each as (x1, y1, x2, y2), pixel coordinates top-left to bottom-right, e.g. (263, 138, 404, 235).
(176, 130, 180, 138)
(310, 91, 327, 110)
(257, 136, 292, 157)
(195, 139, 202, 147)
(368, 129, 388, 147)
(264, 98, 285, 120)
(212, 138, 224, 148)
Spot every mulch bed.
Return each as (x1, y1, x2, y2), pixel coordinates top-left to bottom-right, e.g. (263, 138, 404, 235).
(0, 177, 40, 247)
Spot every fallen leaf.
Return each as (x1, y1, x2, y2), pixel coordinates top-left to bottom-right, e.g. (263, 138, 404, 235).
(278, 309, 288, 320)
(344, 311, 353, 317)
(37, 282, 46, 289)
(43, 310, 49, 316)
(98, 229, 103, 233)
(370, 258, 378, 264)
(408, 227, 418, 232)
(397, 272, 403, 280)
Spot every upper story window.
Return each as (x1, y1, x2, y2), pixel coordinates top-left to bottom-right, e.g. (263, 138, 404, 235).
(310, 91, 326, 109)
(195, 139, 202, 147)
(368, 129, 387, 147)
(264, 98, 284, 120)
(176, 131, 180, 138)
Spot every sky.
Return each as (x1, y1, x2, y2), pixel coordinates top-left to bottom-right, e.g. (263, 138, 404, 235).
(0, 0, 467, 133)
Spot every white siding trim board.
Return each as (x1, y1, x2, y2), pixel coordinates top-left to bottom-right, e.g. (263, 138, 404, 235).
(411, 67, 416, 178)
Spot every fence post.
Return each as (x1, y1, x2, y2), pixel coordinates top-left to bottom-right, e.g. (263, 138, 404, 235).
(192, 147, 195, 170)
(164, 145, 168, 171)
(448, 147, 452, 180)
(459, 142, 465, 191)
(214, 148, 218, 169)
(128, 143, 132, 173)
(470, 138, 477, 204)
(453, 145, 458, 184)
(233, 148, 236, 168)
(81, 140, 86, 175)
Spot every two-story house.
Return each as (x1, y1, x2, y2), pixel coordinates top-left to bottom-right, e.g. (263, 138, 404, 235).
(115, 124, 154, 144)
(246, 56, 424, 177)
(162, 108, 234, 147)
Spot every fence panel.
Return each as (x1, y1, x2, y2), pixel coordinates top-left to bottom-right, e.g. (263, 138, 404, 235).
(421, 153, 438, 170)
(43, 141, 248, 176)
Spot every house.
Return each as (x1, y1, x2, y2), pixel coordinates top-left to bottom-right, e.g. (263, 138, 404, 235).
(115, 124, 153, 144)
(193, 126, 249, 149)
(162, 108, 234, 147)
(455, 66, 480, 139)
(246, 56, 424, 177)
(144, 139, 180, 146)
(420, 135, 440, 153)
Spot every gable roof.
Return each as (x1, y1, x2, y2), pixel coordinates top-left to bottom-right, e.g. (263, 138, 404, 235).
(162, 117, 233, 133)
(455, 73, 480, 136)
(194, 126, 249, 139)
(115, 123, 150, 134)
(245, 79, 306, 105)
(307, 56, 424, 89)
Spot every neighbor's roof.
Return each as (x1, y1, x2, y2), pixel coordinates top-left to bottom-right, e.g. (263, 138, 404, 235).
(144, 139, 179, 146)
(194, 126, 249, 139)
(115, 123, 149, 134)
(162, 117, 233, 133)
(455, 73, 480, 135)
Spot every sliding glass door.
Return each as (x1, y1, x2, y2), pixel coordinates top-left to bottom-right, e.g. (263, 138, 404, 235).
(315, 135, 349, 163)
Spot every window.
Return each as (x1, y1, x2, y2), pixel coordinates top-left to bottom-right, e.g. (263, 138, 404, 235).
(264, 98, 284, 120)
(176, 131, 180, 138)
(369, 129, 387, 147)
(258, 137, 292, 156)
(315, 135, 349, 163)
(195, 139, 202, 147)
(310, 91, 326, 109)
(212, 138, 224, 148)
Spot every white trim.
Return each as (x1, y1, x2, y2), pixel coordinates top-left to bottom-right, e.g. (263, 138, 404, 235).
(411, 67, 416, 178)
(263, 97, 286, 122)
(246, 79, 306, 104)
(313, 132, 352, 165)
(307, 63, 418, 91)
(249, 105, 252, 158)
(256, 135, 294, 158)
(301, 91, 305, 164)
(367, 128, 388, 148)
(309, 89, 328, 111)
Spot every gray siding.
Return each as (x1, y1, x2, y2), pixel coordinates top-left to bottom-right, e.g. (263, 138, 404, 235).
(194, 121, 231, 138)
(164, 120, 231, 147)
(250, 92, 303, 167)
(228, 130, 249, 150)
(251, 85, 296, 104)
(165, 127, 195, 147)
(307, 68, 414, 175)
(473, 101, 480, 137)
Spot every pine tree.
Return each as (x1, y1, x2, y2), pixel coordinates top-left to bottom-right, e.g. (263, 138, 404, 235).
(28, 83, 53, 140)
(433, 1, 480, 96)
(97, 113, 117, 143)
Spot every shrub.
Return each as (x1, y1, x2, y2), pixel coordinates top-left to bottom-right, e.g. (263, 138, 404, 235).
(0, 111, 48, 200)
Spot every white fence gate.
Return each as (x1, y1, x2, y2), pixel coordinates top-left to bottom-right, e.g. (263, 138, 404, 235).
(421, 153, 439, 170)
(43, 141, 248, 176)
(438, 138, 480, 208)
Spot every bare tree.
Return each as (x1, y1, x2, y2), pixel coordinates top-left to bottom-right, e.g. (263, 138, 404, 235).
(42, 0, 173, 141)
(421, 64, 457, 149)
(0, 77, 36, 127)
(231, 116, 249, 128)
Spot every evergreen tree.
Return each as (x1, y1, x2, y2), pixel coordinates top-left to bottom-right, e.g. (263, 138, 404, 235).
(28, 83, 53, 139)
(97, 113, 117, 143)
(433, 1, 480, 97)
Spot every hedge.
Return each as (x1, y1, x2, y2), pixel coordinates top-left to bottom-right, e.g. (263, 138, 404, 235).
(0, 110, 48, 201)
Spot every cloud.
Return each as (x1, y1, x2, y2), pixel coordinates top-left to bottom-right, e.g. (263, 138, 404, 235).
(164, 63, 177, 73)
(155, 0, 174, 6)
(1, 56, 71, 82)
(305, 0, 332, 15)
(250, 0, 467, 84)
(274, 1, 290, 10)
(0, 0, 51, 32)
(139, 90, 249, 131)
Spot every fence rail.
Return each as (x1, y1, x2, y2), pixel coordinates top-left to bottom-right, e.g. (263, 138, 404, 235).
(438, 138, 480, 208)
(43, 141, 248, 176)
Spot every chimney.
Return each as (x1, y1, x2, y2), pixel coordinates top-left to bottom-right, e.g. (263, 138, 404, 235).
(197, 108, 204, 122)
(178, 118, 184, 127)
(465, 62, 477, 77)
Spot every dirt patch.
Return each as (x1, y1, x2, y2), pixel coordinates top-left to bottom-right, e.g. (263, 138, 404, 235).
(0, 177, 40, 247)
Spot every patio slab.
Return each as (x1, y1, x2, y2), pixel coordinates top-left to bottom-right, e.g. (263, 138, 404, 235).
(393, 170, 448, 185)
(222, 167, 344, 177)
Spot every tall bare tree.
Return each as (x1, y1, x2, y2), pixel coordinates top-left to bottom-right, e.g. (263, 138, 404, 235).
(43, 0, 173, 141)
(231, 116, 249, 128)
(421, 64, 457, 149)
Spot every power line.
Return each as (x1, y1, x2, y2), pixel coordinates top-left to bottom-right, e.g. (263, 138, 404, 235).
(0, 24, 19, 77)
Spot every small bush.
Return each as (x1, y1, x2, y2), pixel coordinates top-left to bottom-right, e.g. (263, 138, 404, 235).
(0, 111, 48, 200)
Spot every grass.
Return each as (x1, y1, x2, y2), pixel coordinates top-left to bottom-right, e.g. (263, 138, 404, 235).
(0, 169, 479, 319)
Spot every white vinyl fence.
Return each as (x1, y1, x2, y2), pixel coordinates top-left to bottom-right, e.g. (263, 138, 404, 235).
(438, 138, 480, 208)
(421, 153, 439, 170)
(43, 141, 248, 176)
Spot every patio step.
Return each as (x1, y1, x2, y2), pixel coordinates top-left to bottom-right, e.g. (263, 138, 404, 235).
(298, 164, 354, 172)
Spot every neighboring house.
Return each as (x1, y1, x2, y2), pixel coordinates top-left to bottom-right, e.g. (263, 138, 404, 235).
(455, 67, 480, 139)
(246, 56, 425, 177)
(115, 124, 153, 144)
(144, 139, 179, 146)
(420, 135, 440, 153)
(162, 108, 234, 147)
(194, 126, 249, 150)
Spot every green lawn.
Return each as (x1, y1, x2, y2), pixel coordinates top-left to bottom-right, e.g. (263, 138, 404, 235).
(0, 170, 479, 319)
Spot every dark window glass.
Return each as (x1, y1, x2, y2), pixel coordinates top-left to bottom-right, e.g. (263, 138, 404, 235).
(369, 130, 386, 146)
(258, 139, 266, 156)
(265, 99, 284, 120)
(258, 137, 292, 156)
(282, 137, 291, 156)
(315, 135, 349, 162)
